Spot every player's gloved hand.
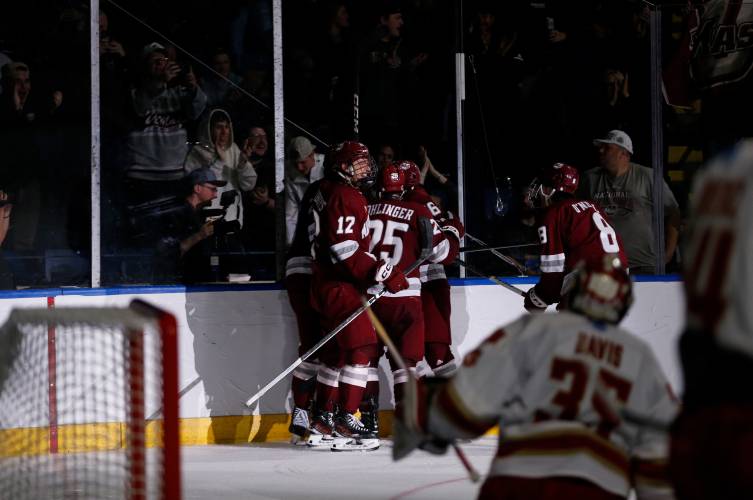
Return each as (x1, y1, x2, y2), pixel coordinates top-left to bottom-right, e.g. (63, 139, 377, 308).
(524, 287, 548, 313)
(438, 212, 465, 241)
(374, 259, 409, 294)
(394, 377, 451, 458)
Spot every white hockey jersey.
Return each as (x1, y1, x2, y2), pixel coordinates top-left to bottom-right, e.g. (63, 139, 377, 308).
(683, 139, 753, 359)
(428, 312, 678, 499)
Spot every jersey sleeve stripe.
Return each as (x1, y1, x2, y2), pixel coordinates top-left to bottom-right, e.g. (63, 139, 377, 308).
(540, 253, 566, 273)
(329, 239, 359, 262)
(285, 256, 313, 276)
(420, 263, 447, 282)
(429, 239, 451, 263)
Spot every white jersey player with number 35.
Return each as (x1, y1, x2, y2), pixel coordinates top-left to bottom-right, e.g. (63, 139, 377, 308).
(396, 256, 679, 500)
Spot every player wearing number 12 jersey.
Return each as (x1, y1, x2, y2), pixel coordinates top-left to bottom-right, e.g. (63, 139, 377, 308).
(395, 256, 678, 500)
(307, 141, 409, 442)
(523, 163, 628, 313)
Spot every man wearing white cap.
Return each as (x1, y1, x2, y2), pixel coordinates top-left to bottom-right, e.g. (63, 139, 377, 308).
(581, 130, 681, 274)
(284, 136, 325, 247)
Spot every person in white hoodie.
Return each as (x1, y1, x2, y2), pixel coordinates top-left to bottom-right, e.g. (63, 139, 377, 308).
(184, 108, 258, 229)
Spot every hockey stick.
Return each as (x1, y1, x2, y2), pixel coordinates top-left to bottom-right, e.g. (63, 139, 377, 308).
(464, 233, 528, 275)
(458, 242, 539, 253)
(244, 218, 435, 408)
(455, 258, 525, 297)
(363, 306, 481, 483)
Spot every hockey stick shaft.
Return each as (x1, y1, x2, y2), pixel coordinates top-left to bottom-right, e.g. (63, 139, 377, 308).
(457, 242, 539, 253)
(364, 306, 481, 483)
(464, 233, 527, 275)
(455, 258, 526, 297)
(245, 219, 435, 408)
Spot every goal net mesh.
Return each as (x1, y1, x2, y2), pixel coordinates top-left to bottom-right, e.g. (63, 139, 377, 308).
(0, 305, 179, 500)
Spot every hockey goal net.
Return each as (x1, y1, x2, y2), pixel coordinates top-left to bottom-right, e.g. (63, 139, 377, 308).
(0, 299, 180, 500)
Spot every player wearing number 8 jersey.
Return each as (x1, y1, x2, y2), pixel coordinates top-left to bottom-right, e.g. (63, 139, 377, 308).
(395, 256, 678, 499)
(523, 163, 628, 312)
(670, 140, 753, 499)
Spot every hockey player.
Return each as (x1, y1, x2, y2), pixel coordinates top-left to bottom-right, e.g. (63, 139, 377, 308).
(306, 141, 409, 445)
(284, 179, 323, 442)
(399, 160, 463, 378)
(670, 140, 753, 499)
(395, 255, 678, 500)
(523, 162, 627, 313)
(366, 163, 463, 433)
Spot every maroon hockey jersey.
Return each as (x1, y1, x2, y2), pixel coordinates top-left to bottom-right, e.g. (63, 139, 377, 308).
(308, 179, 377, 286)
(534, 198, 628, 305)
(367, 199, 458, 297)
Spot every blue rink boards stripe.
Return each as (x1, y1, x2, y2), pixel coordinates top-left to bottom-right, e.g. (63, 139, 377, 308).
(0, 274, 681, 300)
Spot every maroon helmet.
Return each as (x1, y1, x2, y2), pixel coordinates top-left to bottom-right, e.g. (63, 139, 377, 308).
(328, 141, 376, 188)
(567, 254, 633, 324)
(396, 160, 422, 189)
(379, 162, 407, 197)
(524, 162, 579, 209)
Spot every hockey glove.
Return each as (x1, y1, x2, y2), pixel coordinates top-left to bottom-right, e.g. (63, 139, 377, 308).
(393, 377, 450, 460)
(524, 287, 548, 313)
(438, 213, 465, 242)
(374, 259, 409, 294)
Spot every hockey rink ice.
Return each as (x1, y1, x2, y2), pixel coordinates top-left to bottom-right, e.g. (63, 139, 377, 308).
(182, 437, 497, 499)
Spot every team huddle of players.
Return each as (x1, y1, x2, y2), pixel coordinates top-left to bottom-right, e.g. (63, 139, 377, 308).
(283, 138, 752, 499)
(283, 141, 465, 450)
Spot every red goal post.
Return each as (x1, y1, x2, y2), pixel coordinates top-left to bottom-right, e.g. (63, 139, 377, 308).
(0, 299, 180, 500)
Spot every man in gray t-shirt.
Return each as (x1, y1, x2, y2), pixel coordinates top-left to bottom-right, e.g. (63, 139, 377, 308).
(580, 130, 681, 274)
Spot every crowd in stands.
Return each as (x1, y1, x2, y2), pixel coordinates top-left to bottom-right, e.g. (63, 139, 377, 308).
(0, 0, 745, 287)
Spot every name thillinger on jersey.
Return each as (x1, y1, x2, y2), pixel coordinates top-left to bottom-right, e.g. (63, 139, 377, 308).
(368, 203, 416, 221)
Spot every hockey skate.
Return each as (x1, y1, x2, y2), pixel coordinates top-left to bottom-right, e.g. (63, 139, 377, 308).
(360, 398, 380, 437)
(330, 411, 379, 451)
(306, 410, 337, 447)
(288, 406, 310, 445)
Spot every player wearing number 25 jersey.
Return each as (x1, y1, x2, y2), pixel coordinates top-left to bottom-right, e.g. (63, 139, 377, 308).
(670, 140, 753, 499)
(395, 256, 678, 500)
(524, 163, 628, 312)
(367, 163, 462, 406)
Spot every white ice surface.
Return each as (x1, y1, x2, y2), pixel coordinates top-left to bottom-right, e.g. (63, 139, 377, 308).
(182, 437, 497, 500)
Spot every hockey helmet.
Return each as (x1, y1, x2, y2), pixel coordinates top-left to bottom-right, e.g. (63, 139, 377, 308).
(379, 162, 407, 198)
(567, 254, 633, 324)
(328, 141, 375, 189)
(397, 160, 422, 188)
(524, 162, 579, 209)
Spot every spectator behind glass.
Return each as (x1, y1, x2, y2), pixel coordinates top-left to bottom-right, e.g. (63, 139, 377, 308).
(0, 190, 14, 288)
(359, 2, 410, 144)
(376, 142, 395, 171)
(155, 167, 226, 284)
(123, 42, 207, 208)
(185, 109, 257, 229)
(241, 124, 276, 252)
(201, 48, 243, 109)
(284, 136, 325, 247)
(580, 130, 682, 274)
(0, 62, 63, 252)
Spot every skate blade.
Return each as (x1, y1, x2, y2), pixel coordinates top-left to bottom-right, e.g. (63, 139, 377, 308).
(306, 434, 335, 447)
(331, 438, 380, 452)
(290, 433, 309, 446)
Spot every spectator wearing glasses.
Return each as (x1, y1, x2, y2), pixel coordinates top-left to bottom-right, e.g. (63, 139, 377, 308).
(241, 124, 276, 252)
